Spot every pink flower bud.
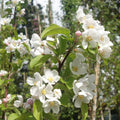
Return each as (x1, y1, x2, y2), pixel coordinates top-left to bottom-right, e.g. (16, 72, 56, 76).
(27, 98, 33, 105)
(75, 31, 82, 37)
(3, 98, 7, 103)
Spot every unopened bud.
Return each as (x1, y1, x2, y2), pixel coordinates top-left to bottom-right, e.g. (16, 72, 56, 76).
(27, 98, 33, 105)
(75, 31, 82, 37)
(3, 98, 7, 103)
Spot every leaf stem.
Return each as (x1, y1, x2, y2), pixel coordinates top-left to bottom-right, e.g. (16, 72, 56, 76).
(58, 37, 78, 73)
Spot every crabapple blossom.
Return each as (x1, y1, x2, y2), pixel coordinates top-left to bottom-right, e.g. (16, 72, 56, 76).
(13, 95, 23, 108)
(42, 69, 60, 85)
(53, 89, 62, 99)
(0, 18, 11, 25)
(70, 53, 88, 75)
(42, 98, 61, 114)
(73, 74, 96, 108)
(0, 70, 8, 77)
(75, 31, 82, 37)
(39, 84, 53, 103)
(0, 99, 2, 104)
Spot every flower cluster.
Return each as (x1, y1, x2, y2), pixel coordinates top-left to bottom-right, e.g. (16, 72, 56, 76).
(14, 95, 34, 109)
(73, 74, 95, 108)
(76, 6, 113, 58)
(3, 33, 30, 56)
(0, 18, 11, 26)
(26, 69, 62, 114)
(0, 94, 11, 104)
(30, 33, 53, 57)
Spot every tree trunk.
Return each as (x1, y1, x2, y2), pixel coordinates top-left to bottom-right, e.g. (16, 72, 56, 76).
(92, 56, 100, 120)
(48, 0, 53, 25)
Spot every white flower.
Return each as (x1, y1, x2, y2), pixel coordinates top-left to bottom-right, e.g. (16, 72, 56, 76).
(73, 74, 96, 93)
(6, 94, 11, 101)
(11, 0, 24, 6)
(30, 47, 44, 57)
(20, 9, 25, 16)
(27, 72, 42, 86)
(82, 29, 99, 49)
(82, 17, 100, 30)
(70, 53, 88, 75)
(98, 30, 113, 47)
(73, 91, 89, 108)
(14, 95, 23, 108)
(30, 33, 41, 48)
(0, 70, 8, 77)
(72, 74, 96, 108)
(11, 0, 20, 5)
(53, 89, 62, 99)
(0, 18, 11, 25)
(0, 99, 2, 104)
(27, 72, 43, 98)
(42, 69, 60, 85)
(98, 46, 112, 58)
(39, 84, 53, 103)
(76, 6, 86, 23)
(18, 33, 27, 40)
(23, 102, 31, 109)
(42, 98, 61, 114)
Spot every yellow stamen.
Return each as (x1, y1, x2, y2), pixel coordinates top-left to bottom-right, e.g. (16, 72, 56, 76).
(87, 25, 94, 29)
(50, 101, 54, 106)
(41, 89, 46, 95)
(78, 95, 84, 100)
(72, 66, 78, 72)
(34, 81, 37, 86)
(100, 36, 104, 41)
(48, 77, 53, 82)
(86, 36, 92, 41)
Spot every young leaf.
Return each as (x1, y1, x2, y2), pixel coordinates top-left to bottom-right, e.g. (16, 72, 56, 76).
(8, 113, 19, 120)
(81, 103, 88, 120)
(33, 100, 43, 120)
(58, 36, 67, 54)
(30, 55, 51, 68)
(16, 112, 35, 120)
(41, 24, 70, 39)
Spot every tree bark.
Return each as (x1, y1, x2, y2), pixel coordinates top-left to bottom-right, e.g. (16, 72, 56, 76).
(48, 0, 53, 25)
(92, 56, 100, 120)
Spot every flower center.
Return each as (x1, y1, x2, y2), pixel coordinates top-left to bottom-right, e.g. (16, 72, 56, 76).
(99, 50, 105, 56)
(86, 36, 92, 41)
(78, 95, 84, 100)
(50, 101, 54, 106)
(34, 81, 37, 86)
(72, 66, 78, 72)
(100, 36, 104, 41)
(41, 89, 46, 95)
(48, 77, 53, 82)
(87, 25, 94, 29)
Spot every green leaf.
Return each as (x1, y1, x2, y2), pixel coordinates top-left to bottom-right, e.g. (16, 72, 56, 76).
(8, 113, 19, 120)
(54, 83, 73, 106)
(58, 36, 67, 54)
(41, 24, 70, 39)
(33, 100, 43, 120)
(81, 103, 88, 120)
(16, 112, 35, 120)
(30, 55, 51, 68)
(0, 79, 4, 86)
(0, 49, 6, 54)
(44, 113, 57, 120)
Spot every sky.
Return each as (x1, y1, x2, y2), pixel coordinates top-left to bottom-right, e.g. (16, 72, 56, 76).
(33, 0, 63, 26)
